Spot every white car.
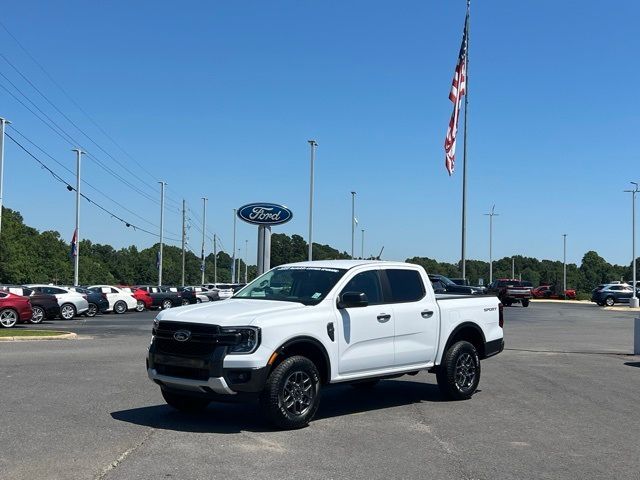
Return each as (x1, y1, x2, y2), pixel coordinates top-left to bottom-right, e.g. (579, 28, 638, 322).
(87, 285, 137, 314)
(25, 284, 89, 320)
(202, 283, 235, 299)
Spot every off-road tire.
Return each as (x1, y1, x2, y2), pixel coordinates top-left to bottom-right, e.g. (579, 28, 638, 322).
(260, 355, 321, 429)
(161, 389, 210, 412)
(436, 340, 480, 401)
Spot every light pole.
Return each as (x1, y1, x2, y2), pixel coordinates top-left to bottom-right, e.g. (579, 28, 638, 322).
(351, 191, 356, 259)
(484, 205, 499, 283)
(511, 257, 515, 279)
(361, 229, 365, 260)
(245, 239, 248, 282)
(232, 209, 237, 283)
(158, 181, 166, 286)
(308, 140, 317, 261)
(201, 197, 207, 285)
(0, 118, 10, 240)
(72, 148, 84, 286)
(625, 182, 639, 308)
(562, 234, 567, 298)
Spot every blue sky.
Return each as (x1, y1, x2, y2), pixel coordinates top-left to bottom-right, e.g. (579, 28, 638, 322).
(1, 1, 638, 267)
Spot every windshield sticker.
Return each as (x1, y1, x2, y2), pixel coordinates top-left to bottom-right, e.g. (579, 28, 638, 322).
(278, 266, 340, 272)
(311, 292, 322, 299)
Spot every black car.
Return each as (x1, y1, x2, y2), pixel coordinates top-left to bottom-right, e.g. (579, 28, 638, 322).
(428, 275, 475, 295)
(0, 285, 60, 324)
(172, 287, 198, 305)
(135, 286, 183, 309)
(71, 287, 110, 317)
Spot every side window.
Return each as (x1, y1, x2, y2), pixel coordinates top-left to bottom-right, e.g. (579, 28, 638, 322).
(340, 270, 383, 305)
(386, 269, 425, 303)
(110, 288, 119, 294)
(52, 288, 68, 295)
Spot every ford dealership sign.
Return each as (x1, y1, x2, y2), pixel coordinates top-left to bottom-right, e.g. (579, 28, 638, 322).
(237, 203, 293, 226)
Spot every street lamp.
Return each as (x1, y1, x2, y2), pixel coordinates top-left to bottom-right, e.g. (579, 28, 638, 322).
(563, 234, 567, 298)
(484, 205, 499, 283)
(351, 191, 356, 259)
(625, 182, 639, 308)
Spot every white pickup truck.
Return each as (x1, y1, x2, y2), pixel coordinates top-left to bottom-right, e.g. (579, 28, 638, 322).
(147, 260, 504, 428)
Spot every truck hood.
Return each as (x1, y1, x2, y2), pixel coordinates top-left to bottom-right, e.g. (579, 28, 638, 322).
(155, 299, 306, 326)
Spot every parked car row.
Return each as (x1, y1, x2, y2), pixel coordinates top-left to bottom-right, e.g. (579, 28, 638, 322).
(0, 282, 239, 328)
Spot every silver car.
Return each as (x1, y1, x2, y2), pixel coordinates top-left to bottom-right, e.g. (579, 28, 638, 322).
(25, 284, 89, 320)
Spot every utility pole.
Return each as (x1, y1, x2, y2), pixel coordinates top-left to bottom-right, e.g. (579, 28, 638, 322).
(361, 229, 365, 260)
(232, 209, 237, 283)
(245, 239, 248, 282)
(0, 118, 10, 240)
(72, 148, 84, 286)
(484, 205, 499, 284)
(201, 197, 207, 285)
(625, 182, 639, 308)
(308, 140, 317, 261)
(512, 257, 515, 279)
(237, 249, 241, 283)
(158, 181, 166, 286)
(213, 234, 218, 284)
(351, 191, 356, 259)
(181, 200, 186, 286)
(562, 234, 567, 297)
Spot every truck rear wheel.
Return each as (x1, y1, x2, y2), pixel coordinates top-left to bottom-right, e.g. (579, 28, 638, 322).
(521, 299, 530, 307)
(436, 340, 480, 400)
(161, 389, 210, 412)
(260, 355, 320, 429)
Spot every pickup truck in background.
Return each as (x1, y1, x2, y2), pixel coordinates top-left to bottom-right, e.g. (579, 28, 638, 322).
(487, 279, 532, 307)
(147, 260, 504, 429)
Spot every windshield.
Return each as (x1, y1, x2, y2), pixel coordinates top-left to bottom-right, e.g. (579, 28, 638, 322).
(233, 266, 347, 305)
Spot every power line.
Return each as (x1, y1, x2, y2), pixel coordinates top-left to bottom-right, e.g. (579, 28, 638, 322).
(9, 126, 179, 235)
(5, 131, 181, 243)
(0, 23, 184, 208)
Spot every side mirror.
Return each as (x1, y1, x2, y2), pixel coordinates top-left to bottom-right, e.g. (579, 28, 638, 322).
(337, 291, 368, 309)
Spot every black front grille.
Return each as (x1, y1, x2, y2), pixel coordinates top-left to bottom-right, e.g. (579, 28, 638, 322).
(155, 364, 209, 381)
(153, 321, 221, 356)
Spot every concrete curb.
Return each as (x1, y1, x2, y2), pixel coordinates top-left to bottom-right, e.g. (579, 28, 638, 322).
(532, 299, 640, 311)
(0, 331, 77, 342)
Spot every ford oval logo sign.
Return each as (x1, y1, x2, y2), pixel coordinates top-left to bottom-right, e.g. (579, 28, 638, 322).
(237, 203, 293, 226)
(173, 330, 191, 342)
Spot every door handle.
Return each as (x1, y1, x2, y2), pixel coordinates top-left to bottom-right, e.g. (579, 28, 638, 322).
(421, 310, 434, 318)
(377, 313, 391, 322)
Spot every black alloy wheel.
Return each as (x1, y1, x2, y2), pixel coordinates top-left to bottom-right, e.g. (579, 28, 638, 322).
(436, 340, 481, 401)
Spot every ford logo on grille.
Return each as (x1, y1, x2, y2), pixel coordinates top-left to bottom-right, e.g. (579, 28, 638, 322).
(173, 330, 191, 342)
(237, 203, 293, 226)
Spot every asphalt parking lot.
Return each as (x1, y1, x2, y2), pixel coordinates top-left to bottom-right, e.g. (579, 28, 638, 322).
(1, 302, 639, 480)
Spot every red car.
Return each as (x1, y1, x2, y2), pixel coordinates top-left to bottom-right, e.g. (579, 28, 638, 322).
(532, 285, 577, 300)
(0, 291, 33, 328)
(118, 286, 153, 311)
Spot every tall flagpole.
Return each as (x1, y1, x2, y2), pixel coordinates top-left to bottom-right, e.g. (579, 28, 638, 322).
(72, 148, 84, 286)
(461, 0, 470, 280)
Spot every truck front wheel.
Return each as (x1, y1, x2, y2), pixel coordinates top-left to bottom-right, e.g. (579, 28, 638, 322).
(260, 355, 321, 429)
(436, 340, 480, 400)
(161, 389, 210, 412)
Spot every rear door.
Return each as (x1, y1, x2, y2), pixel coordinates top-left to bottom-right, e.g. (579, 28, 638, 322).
(383, 268, 439, 366)
(337, 269, 395, 374)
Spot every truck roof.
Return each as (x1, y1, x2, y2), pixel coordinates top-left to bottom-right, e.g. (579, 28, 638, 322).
(278, 259, 417, 270)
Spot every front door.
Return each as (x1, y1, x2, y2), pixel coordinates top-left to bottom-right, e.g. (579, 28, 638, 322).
(337, 269, 394, 375)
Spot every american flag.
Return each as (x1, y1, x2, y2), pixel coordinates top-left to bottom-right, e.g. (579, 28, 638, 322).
(444, 12, 469, 176)
(69, 228, 78, 259)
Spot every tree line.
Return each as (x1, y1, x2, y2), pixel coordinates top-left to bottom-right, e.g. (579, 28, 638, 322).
(0, 207, 634, 293)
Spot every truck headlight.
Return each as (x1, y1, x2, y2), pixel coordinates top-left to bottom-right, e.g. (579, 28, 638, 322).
(221, 326, 260, 354)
